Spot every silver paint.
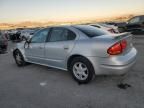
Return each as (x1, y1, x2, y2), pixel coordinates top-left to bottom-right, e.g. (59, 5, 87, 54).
(13, 25, 137, 75)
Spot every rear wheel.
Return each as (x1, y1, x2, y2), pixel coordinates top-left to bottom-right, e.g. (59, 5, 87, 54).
(14, 50, 26, 66)
(69, 57, 95, 84)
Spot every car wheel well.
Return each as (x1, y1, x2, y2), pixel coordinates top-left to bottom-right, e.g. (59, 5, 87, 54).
(67, 55, 88, 70)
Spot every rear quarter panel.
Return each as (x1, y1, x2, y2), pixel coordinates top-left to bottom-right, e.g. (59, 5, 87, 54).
(69, 36, 114, 58)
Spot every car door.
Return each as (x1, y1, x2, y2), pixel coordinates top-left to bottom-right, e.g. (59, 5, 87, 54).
(44, 27, 77, 69)
(25, 28, 49, 64)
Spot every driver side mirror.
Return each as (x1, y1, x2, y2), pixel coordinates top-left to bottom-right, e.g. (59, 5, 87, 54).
(24, 37, 31, 48)
(24, 36, 31, 43)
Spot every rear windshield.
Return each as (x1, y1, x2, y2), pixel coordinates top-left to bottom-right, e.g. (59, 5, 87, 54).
(74, 25, 109, 37)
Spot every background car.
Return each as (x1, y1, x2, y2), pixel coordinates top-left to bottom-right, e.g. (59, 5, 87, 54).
(20, 29, 35, 40)
(105, 22, 127, 33)
(125, 15, 144, 34)
(10, 31, 21, 42)
(0, 31, 8, 53)
(90, 23, 119, 33)
(13, 25, 137, 84)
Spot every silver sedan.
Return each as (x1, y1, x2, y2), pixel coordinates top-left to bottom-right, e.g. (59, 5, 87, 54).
(13, 25, 137, 84)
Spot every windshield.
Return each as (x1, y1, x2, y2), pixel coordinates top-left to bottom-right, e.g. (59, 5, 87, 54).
(74, 25, 110, 37)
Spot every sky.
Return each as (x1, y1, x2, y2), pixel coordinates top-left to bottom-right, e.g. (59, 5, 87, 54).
(0, 0, 144, 23)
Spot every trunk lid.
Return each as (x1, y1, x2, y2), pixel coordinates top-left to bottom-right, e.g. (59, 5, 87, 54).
(92, 32, 133, 57)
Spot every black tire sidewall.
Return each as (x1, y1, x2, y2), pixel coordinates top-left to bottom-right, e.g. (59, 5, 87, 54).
(14, 50, 25, 66)
(69, 57, 95, 84)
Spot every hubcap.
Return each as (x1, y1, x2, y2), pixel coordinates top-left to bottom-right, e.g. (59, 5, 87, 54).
(73, 62, 88, 80)
(15, 53, 22, 64)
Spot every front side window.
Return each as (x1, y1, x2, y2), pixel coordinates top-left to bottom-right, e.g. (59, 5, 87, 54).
(49, 28, 76, 42)
(129, 17, 140, 24)
(31, 29, 49, 43)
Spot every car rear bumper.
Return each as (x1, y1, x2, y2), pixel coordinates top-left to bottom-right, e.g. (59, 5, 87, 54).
(98, 58, 136, 75)
(87, 47, 137, 75)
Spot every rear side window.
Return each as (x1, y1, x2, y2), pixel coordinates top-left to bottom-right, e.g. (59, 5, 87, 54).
(49, 27, 76, 42)
(74, 25, 109, 37)
(63, 29, 76, 40)
(90, 25, 101, 28)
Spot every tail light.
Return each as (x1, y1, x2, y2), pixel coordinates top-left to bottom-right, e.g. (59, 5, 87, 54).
(107, 40, 127, 55)
(121, 40, 127, 49)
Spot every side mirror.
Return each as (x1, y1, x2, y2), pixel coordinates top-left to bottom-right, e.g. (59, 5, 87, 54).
(26, 37, 31, 43)
(23, 36, 31, 43)
(24, 38, 31, 48)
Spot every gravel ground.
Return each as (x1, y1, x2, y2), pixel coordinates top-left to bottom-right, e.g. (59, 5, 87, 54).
(0, 35, 144, 108)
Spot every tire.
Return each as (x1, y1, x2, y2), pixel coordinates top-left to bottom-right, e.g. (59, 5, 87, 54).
(13, 50, 26, 67)
(69, 57, 95, 84)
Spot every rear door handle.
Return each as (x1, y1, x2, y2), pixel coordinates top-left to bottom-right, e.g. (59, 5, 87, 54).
(64, 46, 69, 50)
(39, 46, 43, 49)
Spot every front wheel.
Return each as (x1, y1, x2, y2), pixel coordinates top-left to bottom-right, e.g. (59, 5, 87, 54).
(14, 50, 26, 67)
(69, 57, 95, 84)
